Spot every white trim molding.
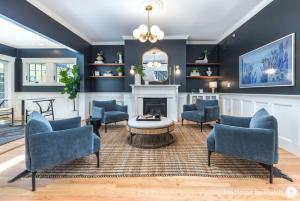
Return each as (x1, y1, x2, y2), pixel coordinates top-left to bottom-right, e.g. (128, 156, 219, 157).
(92, 41, 125, 46)
(219, 93, 300, 157)
(122, 35, 189, 40)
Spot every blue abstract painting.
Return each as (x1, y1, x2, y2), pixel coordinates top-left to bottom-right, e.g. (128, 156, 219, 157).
(239, 33, 295, 88)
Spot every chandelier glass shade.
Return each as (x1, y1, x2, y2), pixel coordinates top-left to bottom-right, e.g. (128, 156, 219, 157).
(133, 5, 164, 43)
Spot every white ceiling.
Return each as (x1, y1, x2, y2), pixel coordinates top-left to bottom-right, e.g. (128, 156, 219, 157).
(28, 0, 273, 44)
(0, 15, 66, 49)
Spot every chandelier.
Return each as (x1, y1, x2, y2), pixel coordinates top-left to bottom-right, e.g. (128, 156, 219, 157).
(133, 5, 164, 43)
(147, 51, 161, 67)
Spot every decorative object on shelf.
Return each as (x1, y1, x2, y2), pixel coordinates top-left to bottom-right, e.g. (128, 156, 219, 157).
(59, 65, 80, 111)
(94, 71, 100, 76)
(133, 4, 164, 43)
(116, 67, 124, 76)
(195, 49, 209, 64)
(95, 51, 104, 64)
(199, 88, 203, 93)
(130, 64, 145, 85)
(209, 81, 218, 94)
(142, 48, 168, 83)
(190, 68, 200, 76)
(103, 71, 113, 77)
(117, 51, 123, 64)
(206, 67, 212, 76)
(239, 33, 295, 88)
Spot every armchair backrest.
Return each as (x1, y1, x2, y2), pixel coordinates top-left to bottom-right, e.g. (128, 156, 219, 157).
(92, 100, 116, 111)
(196, 100, 218, 111)
(25, 111, 53, 170)
(250, 108, 278, 163)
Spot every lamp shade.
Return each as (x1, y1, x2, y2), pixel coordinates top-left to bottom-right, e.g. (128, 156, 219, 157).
(209, 81, 217, 88)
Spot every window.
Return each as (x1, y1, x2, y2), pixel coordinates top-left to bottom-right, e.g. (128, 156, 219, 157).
(56, 63, 74, 83)
(0, 62, 4, 99)
(22, 58, 76, 86)
(29, 63, 47, 83)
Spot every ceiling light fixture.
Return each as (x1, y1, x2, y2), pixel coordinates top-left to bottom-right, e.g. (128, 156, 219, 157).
(133, 5, 164, 43)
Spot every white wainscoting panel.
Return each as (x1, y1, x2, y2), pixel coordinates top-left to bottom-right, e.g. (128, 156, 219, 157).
(220, 93, 300, 156)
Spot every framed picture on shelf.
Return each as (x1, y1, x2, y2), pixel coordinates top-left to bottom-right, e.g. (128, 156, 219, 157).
(239, 33, 295, 88)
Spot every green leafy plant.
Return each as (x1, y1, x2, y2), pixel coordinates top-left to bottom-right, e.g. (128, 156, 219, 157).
(133, 64, 145, 76)
(116, 67, 124, 74)
(192, 67, 199, 72)
(203, 49, 209, 57)
(59, 65, 80, 111)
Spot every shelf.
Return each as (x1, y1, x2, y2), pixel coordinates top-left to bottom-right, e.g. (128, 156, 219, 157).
(89, 63, 125, 66)
(186, 76, 223, 79)
(186, 63, 221, 66)
(89, 76, 126, 79)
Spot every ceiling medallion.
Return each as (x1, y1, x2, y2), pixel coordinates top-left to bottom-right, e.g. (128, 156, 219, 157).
(133, 5, 164, 43)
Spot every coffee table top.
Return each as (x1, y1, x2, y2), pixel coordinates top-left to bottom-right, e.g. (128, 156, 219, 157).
(128, 117, 174, 129)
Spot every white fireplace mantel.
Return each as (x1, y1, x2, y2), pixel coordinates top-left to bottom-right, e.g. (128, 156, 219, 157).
(130, 85, 181, 121)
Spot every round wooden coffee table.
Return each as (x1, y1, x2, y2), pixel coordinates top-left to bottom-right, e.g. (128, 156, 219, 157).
(127, 117, 175, 148)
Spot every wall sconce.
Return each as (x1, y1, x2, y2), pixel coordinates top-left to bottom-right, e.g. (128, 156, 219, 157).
(173, 65, 180, 84)
(130, 65, 135, 75)
(209, 81, 218, 94)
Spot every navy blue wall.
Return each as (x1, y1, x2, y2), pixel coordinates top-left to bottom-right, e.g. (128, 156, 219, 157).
(124, 40, 187, 92)
(0, 43, 17, 57)
(186, 45, 219, 92)
(0, 0, 91, 92)
(219, 0, 300, 94)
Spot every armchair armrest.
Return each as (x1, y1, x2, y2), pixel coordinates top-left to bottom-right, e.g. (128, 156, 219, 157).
(220, 115, 251, 127)
(214, 124, 276, 164)
(49, 117, 81, 131)
(92, 106, 105, 119)
(183, 104, 197, 111)
(204, 106, 219, 121)
(29, 126, 94, 171)
(116, 104, 128, 113)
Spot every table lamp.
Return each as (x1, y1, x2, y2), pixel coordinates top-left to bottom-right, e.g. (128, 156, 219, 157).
(209, 81, 217, 94)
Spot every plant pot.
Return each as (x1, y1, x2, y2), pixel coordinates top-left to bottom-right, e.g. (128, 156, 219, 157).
(135, 74, 141, 85)
(118, 54, 123, 64)
(144, 80, 149, 85)
(203, 55, 208, 63)
(118, 72, 123, 76)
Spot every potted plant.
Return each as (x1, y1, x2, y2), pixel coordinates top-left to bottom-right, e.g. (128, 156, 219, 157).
(131, 64, 145, 85)
(203, 49, 209, 63)
(95, 51, 104, 64)
(116, 67, 124, 76)
(59, 65, 80, 112)
(117, 51, 123, 64)
(190, 68, 200, 76)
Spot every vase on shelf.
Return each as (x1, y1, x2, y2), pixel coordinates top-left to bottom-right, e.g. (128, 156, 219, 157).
(135, 74, 141, 85)
(203, 55, 208, 63)
(118, 54, 123, 64)
(206, 67, 212, 76)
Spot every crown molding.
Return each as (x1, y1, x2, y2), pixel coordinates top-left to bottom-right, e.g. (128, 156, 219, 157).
(217, 0, 274, 43)
(27, 0, 93, 44)
(186, 40, 218, 45)
(92, 41, 125, 45)
(122, 35, 189, 40)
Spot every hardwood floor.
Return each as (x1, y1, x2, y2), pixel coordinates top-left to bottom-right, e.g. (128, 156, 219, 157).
(0, 127, 299, 201)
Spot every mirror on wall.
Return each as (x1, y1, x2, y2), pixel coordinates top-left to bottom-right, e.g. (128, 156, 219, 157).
(142, 48, 168, 83)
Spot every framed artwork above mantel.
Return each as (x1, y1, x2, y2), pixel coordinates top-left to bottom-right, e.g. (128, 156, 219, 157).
(239, 33, 295, 88)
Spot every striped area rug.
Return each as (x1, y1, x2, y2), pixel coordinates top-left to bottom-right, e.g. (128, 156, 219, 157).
(0, 123, 24, 146)
(33, 124, 286, 179)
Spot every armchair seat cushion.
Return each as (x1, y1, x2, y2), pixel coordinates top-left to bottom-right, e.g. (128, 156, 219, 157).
(181, 111, 204, 122)
(93, 133, 101, 153)
(207, 129, 215, 152)
(103, 111, 129, 124)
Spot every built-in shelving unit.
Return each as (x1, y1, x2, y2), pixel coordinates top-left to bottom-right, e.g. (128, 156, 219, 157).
(186, 76, 223, 79)
(186, 63, 221, 66)
(89, 76, 126, 78)
(89, 63, 125, 66)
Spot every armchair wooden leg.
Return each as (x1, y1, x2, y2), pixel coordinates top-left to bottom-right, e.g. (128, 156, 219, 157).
(208, 150, 212, 167)
(11, 107, 14, 126)
(32, 171, 37, 191)
(95, 152, 100, 168)
(200, 123, 203, 132)
(105, 124, 107, 133)
(181, 119, 184, 126)
(269, 164, 273, 184)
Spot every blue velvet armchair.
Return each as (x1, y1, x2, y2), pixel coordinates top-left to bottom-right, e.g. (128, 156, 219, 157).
(19, 112, 100, 191)
(92, 100, 129, 132)
(207, 108, 278, 183)
(181, 100, 219, 131)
